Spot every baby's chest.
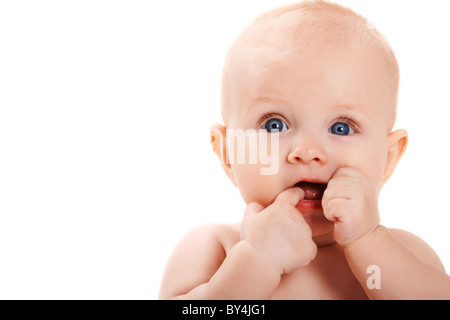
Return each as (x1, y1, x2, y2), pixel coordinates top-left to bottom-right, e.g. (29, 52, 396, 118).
(270, 263, 368, 300)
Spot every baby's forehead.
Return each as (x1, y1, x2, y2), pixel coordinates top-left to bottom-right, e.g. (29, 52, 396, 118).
(222, 2, 399, 128)
(227, 4, 393, 72)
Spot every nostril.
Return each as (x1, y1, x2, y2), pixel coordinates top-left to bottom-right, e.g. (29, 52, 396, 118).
(287, 145, 327, 165)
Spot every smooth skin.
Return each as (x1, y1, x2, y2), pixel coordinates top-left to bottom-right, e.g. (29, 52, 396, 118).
(159, 36, 450, 300)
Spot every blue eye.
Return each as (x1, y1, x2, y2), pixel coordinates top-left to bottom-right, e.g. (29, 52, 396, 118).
(329, 122, 354, 135)
(263, 118, 288, 133)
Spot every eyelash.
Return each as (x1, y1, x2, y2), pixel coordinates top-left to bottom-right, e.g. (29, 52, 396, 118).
(258, 113, 283, 126)
(333, 116, 361, 134)
(257, 114, 361, 133)
(257, 113, 288, 129)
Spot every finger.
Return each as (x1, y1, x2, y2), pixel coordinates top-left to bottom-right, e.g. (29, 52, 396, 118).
(327, 175, 354, 188)
(331, 167, 363, 179)
(244, 202, 265, 215)
(273, 187, 305, 207)
(322, 185, 352, 205)
(322, 198, 348, 222)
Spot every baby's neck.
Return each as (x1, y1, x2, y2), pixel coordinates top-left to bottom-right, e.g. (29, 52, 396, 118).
(313, 232, 336, 248)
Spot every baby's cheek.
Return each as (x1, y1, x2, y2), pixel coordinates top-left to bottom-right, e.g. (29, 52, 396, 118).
(232, 164, 281, 207)
(335, 143, 386, 183)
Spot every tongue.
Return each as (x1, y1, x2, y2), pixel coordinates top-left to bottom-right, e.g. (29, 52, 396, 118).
(295, 182, 326, 200)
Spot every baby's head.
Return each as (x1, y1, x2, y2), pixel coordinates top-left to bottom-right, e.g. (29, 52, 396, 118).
(211, 1, 407, 239)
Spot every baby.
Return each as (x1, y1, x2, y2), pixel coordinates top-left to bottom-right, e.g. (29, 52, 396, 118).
(159, 0, 450, 299)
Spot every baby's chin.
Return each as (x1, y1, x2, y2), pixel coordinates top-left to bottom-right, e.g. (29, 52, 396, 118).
(301, 211, 336, 245)
(294, 200, 333, 238)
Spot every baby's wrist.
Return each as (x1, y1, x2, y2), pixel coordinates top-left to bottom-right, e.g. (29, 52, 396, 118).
(238, 240, 284, 276)
(343, 224, 382, 249)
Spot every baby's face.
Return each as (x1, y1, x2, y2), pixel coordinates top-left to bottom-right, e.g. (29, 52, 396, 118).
(222, 39, 398, 239)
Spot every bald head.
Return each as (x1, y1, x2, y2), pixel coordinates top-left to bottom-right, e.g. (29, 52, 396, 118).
(221, 0, 399, 130)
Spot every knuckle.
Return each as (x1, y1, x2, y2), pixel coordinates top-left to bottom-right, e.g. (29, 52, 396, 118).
(274, 202, 290, 213)
(324, 198, 346, 219)
(306, 241, 317, 257)
(323, 199, 336, 214)
(298, 243, 317, 266)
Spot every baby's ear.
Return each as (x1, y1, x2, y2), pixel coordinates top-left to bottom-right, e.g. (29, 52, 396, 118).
(383, 129, 408, 184)
(210, 123, 236, 186)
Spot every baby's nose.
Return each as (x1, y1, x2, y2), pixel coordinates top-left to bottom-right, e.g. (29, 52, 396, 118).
(287, 137, 328, 165)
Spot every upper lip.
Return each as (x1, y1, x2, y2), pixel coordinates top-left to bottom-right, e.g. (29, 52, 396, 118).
(290, 178, 328, 188)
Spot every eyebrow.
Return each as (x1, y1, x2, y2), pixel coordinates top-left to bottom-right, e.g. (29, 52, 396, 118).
(250, 99, 367, 113)
(247, 96, 290, 113)
(247, 98, 372, 121)
(334, 104, 372, 120)
(335, 104, 360, 111)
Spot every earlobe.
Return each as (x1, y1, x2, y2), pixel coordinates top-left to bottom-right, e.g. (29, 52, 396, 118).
(210, 123, 236, 186)
(383, 129, 408, 184)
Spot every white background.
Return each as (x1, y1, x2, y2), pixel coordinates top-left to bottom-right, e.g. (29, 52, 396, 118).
(0, 0, 449, 299)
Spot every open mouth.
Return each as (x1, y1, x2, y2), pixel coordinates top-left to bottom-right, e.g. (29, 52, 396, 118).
(294, 181, 327, 201)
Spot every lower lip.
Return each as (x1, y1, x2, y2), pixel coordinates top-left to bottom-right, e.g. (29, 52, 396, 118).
(296, 200, 323, 213)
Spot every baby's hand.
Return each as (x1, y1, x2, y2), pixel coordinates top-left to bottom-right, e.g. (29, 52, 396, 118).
(322, 167, 380, 246)
(241, 188, 317, 275)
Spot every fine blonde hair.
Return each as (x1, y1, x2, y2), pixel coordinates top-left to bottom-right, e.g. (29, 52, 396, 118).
(221, 0, 399, 128)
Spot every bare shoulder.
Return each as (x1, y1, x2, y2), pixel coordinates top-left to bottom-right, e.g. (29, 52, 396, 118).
(389, 228, 446, 272)
(158, 222, 241, 299)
